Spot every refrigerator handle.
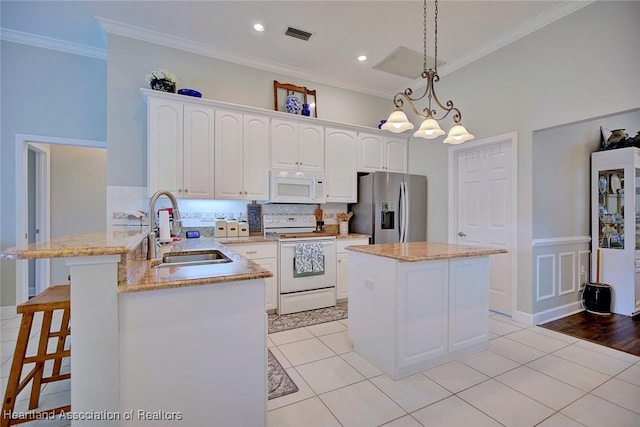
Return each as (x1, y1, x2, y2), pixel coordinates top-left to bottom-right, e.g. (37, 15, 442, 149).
(399, 182, 407, 243)
(403, 181, 409, 242)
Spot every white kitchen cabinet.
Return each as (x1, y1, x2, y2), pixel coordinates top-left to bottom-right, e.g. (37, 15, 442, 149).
(591, 147, 640, 316)
(357, 132, 407, 173)
(147, 96, 215, 198)
(325, 127, 358, 202)
(214, 109, 270, 200)
(271, 118, 324, 172)
(336, 237, 369, 300)
(223, 241, 278, 312)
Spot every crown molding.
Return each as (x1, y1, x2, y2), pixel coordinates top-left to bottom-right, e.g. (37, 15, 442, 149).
(0, 28, 106, 60)
(438, 1, 595, 77)
(96, 17, 392, 99)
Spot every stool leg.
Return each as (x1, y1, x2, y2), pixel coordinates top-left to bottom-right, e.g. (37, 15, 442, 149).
(52, 307, 70, 376)
(1, 313, 34, 427)
(28, 310, 53, 410)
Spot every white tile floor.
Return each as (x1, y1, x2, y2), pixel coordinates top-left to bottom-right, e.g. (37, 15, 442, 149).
(2, 312, 640, 426)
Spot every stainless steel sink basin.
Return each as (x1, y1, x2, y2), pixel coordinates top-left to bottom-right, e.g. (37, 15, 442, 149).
(155, 250, 232, 268)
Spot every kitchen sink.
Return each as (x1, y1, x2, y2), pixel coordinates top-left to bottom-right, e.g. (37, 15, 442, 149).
(154, 250, 232, 268)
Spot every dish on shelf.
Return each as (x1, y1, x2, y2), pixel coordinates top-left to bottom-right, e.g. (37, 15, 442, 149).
(610, 174, 622, 193)
(599, 176, 608, 194)
(177, 88, 202, 98)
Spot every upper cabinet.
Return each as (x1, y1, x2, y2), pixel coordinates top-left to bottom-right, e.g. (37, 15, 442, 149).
(214, 110, 270, 200)
(357, 132, 407, 173)
(271, 119, 324, 172)
(147, 96, 215, 198)
(325, 127, 357, 203)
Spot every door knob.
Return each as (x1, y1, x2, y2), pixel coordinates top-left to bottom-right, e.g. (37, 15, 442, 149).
(458, 232, 466, 237)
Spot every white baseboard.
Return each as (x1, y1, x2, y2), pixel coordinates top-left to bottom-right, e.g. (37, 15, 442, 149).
(532, 301, 583, 325)
(1, 305, 17, 320)
(511, 310, 534, 326)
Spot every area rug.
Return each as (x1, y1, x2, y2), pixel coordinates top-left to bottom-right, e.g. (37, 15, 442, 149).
(268, 302, 348, 334)
(268, 349, 298, 400)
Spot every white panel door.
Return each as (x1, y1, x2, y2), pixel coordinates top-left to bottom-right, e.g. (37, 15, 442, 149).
(298, 123, 325, 172)
(325, 127, 357, 202)
(147, 97, 183, 196)
(214, 109, 243, 199)
(271, 119, 299, 170)
(243, 114, 270, 200)
(183, 104, 215, 198)
(454, 137, 515, 315)
(385, 137, 408, 173)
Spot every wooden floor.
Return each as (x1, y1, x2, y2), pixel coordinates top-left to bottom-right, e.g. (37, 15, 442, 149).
(540, 311, 640, 356)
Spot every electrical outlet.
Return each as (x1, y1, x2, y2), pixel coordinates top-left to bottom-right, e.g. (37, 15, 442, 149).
(363, 278, 374, 289)
(324, 212, 334, 219)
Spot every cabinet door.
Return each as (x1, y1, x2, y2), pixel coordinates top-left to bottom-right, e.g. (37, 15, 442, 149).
(271, 119, 299, 170)
(396, 261, 448, 369)
(357, 132, 385, 172)
(448, 258, 489, 352)
(385, 137, 408, 173)
(183, 104, 215, 198)
(243, 114, 270, 200)
(298, 124, 325, 172)
(214, 109, 244, 199)
(147, 97, 183, 197)
(336, 252, 349, 300)
(255, 258, 278, 312)
(325, 127, 357, 202)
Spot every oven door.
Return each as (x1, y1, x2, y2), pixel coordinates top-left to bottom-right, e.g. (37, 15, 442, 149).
(279, 239, 336, 293)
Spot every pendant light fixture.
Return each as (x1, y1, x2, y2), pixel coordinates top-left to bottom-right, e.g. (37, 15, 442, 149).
(382, 0, 474, 144)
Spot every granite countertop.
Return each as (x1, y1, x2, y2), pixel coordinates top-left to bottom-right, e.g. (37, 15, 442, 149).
(1, 229, 147, 259)
(122, 237, 273, 293)
(346, 241, 507, 261)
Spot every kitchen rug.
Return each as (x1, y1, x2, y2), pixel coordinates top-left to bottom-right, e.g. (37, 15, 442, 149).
(268, 302, 348, 334)
(267, 349, 298, 400)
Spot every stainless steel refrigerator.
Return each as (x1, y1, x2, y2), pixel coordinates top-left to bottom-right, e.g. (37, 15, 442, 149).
(349, 172, 427, 243)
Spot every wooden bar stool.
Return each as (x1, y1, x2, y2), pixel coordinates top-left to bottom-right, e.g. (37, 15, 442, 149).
(2, 285, 71, 426)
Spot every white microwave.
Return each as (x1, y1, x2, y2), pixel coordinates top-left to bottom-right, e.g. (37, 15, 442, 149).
(269, 170, 326, 204)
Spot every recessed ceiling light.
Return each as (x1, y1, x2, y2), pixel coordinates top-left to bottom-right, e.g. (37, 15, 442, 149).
(357, 55, 367, 62)
(253, 23, 265, 32)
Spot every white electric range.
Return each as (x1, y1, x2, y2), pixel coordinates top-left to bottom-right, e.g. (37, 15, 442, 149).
(264, 214, 337, 315)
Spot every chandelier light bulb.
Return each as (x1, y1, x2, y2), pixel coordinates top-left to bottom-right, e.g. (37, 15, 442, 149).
(443, 123, 474, 145)
(413, 118, 445, 139)
(382, 108, 414, 133)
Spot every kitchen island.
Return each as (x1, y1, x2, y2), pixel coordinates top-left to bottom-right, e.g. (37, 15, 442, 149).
(2, 229, 272, 426)
(346, 242, 507, 380)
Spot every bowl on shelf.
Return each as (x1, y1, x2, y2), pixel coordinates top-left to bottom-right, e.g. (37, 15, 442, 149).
(177, 88, 202, 98)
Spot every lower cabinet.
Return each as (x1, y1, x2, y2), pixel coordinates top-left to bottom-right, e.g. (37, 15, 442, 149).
(223, 242, 278, 312)
(336, 238, 369, 301)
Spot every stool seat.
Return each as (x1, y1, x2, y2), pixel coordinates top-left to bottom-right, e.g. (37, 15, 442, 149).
(2, 285, 71, 426)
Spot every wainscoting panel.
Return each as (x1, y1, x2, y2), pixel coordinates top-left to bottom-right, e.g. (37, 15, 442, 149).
(532, 236, 591, 324)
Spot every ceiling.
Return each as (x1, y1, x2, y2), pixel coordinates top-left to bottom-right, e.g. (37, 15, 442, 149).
(1, 1, 592, 97)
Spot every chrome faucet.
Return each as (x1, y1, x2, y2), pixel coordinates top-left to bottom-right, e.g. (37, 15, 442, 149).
(147, 190, 182, 259)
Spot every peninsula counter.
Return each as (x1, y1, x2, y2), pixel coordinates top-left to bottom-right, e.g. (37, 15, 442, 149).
(2, 229, 272, 426)
(346, 242, 507, 380)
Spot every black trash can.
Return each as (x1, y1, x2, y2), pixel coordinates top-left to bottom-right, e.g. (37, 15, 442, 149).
(583, 282, 612, 315)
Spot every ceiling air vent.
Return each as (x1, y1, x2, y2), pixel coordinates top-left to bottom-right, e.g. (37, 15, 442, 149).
(285, 26, 312, 41)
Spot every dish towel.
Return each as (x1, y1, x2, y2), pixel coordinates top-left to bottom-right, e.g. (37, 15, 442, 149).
(295, 242, 325, 276)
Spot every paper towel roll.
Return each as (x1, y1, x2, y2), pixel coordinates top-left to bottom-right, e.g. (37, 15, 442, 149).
(159, 210, 172, 243)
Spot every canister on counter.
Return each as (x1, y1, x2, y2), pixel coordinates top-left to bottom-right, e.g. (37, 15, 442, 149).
(226, 219, 239, 237)
(214, 219, 227, 238)
(238, 221, 249, 237)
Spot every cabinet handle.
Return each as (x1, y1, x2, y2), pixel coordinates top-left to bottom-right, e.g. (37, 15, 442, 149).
(185, 189, 188, 193)
(244, 191, 248, 195)
(178, 189, 182, 193)
(458, 232, 466, 237)
(246, 251, 258, 254)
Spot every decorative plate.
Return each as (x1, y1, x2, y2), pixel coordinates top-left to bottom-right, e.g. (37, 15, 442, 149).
(598, 176, 608, 194)
(610, 174, 621, 193)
